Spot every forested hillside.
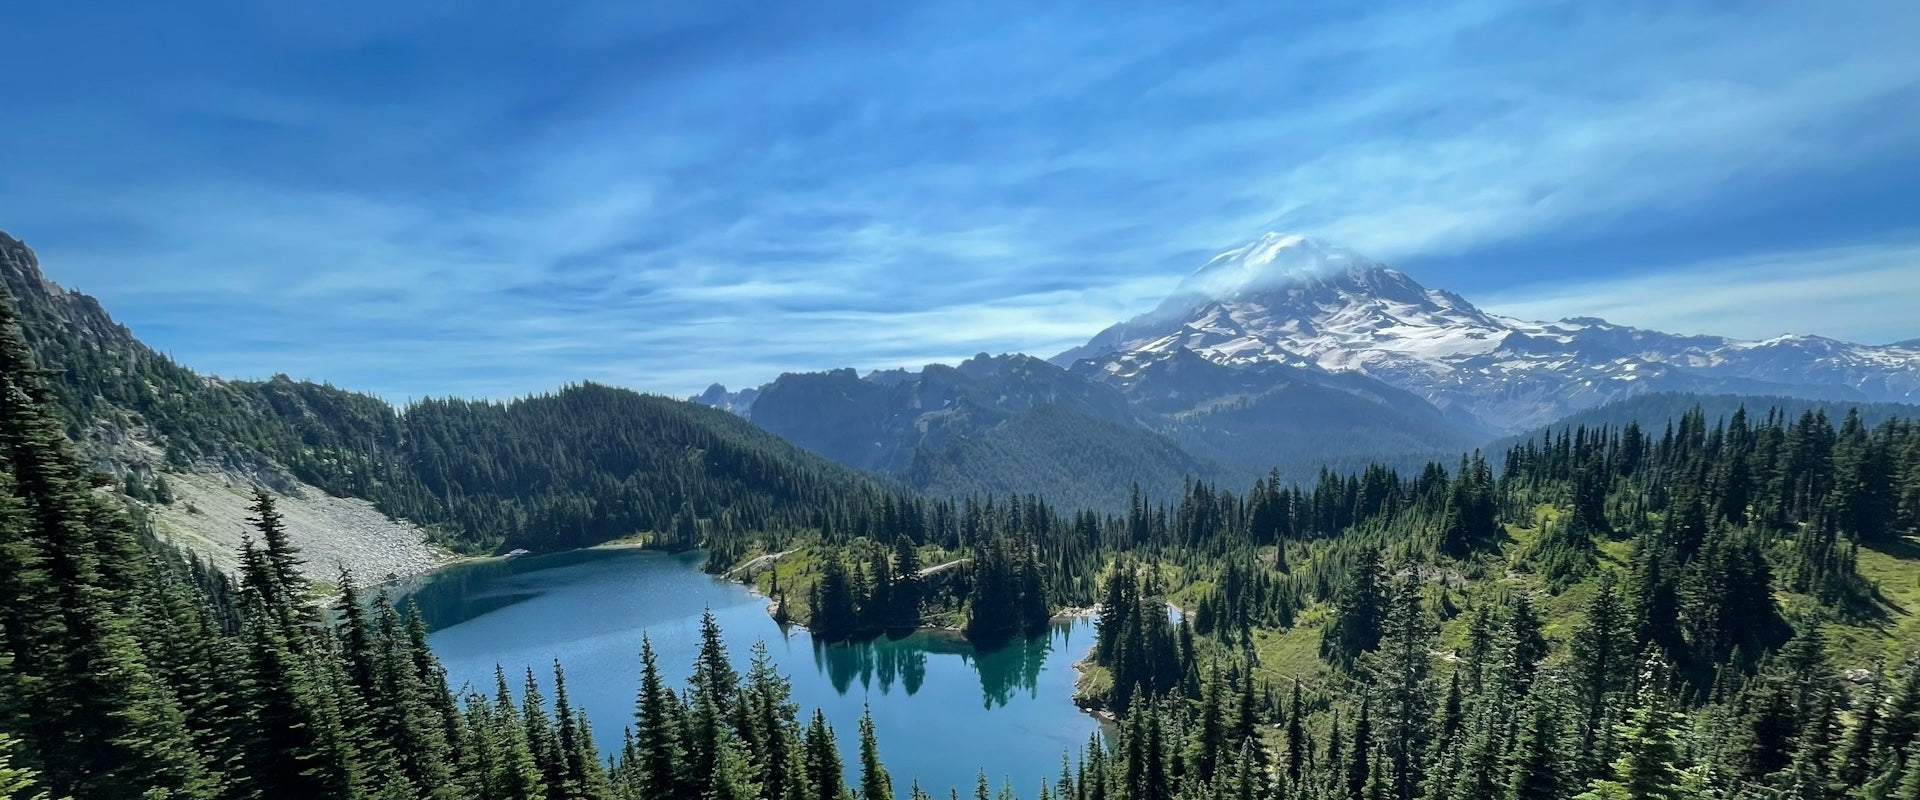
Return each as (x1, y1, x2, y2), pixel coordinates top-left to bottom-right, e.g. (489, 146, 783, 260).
(725, 356, 1234, 509)
(905, 404, 1214, 509)
(1493, 391, 1920, 456)
(705, 349, 1479, 511)
(0, 232, 890, 555)
(1046, 403, 1920, 800)
(751, 391, 1920, 799)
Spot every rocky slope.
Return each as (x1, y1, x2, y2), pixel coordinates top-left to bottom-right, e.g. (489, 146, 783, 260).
(152, 471, 451, 583)
(0, 231, 456, 577)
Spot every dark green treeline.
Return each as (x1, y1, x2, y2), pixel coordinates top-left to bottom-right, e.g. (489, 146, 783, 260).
(1051, 402, 1920, 800)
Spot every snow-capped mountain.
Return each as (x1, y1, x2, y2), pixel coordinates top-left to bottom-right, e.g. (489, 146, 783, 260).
(1056, 233, 1920, 433)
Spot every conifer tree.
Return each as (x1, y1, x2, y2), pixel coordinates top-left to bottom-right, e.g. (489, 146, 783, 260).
(1230, 668, 1266, 780)
(709, 735, 761, 800)
(740, 640, 803, 800)
(635, 637, 688, 800)
(1775, 696, 1837, 800)
(1504, 699, 1561, 800)
(551, 662, 609, 799)
(687, 674, 732, 799)
(371, 597, 450, 797)
(1893, 742, 1920, 800)
(0, 297, 213, 800)
(694, 610, 740, 711)
(1571, 571, 1629, 779)
(1365, 571, 1432, 800)
(486, 668, 549, 800)
(1500, 594, 1548, 698)
(1588, 672, 1685, 800)
(0, 732, 50, 800)
(812, 558, 860, 640)
(238, 575, 360, 798)
(858, 708, 893, 800)
(1447, 707, 1501, 800)
(1347, 694, 1372, 800)
(803, 710, 848, 800)
(1841, 668, 1884, 788)
(404, 607, 463, 771)
(890, 536, 924, 629)
(1285, 680, 1306, 792)
(251, 491, 320, 628)
(1189, 661, 1227, 783)
(521, 667, 566, 796)
(1322, 549, 1386, 668)
(1419, 673, 1464, 800)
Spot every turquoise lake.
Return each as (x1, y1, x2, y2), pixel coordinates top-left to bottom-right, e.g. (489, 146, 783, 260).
(404, 548, 1103, 797)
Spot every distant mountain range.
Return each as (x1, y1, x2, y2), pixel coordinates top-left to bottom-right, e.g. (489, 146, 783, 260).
(699, 233, 1920, 503)
(1061, 233, 1920, 430)
(9, 214, 1917, 553)
(699, 350, 1472, 508)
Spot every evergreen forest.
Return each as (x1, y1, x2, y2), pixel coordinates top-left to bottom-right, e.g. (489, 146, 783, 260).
(6, 258, 1920, 800)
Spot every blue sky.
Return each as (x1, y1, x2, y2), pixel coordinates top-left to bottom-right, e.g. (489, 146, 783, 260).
(2, 0, 1917, 400)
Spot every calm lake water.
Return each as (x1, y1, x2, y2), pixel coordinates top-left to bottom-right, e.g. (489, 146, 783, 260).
(404, 548, 1103, 797)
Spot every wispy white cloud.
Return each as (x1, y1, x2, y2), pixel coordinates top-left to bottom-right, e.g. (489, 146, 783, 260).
(1090, 0, 1920, 260)
(1477, 241, 1920, 344)
(3, 0, 1917, 398)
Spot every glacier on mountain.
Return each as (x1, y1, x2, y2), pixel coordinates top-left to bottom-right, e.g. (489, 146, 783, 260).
(1057, 233, 1920, 432)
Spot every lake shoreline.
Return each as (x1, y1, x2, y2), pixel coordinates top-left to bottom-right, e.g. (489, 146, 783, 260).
(411, 546, 1107, 797)
(715, 551, 1116, 729)
(405, 542, 1106, 631)
(404, 542, 1118, 728)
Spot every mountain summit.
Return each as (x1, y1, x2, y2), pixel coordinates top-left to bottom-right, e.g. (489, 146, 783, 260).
(1175, 233, 1394, 298)
(1059, 233, 1920, 432)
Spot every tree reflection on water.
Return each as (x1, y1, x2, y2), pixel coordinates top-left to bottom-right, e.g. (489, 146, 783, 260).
(810, 620, 1083, 708)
